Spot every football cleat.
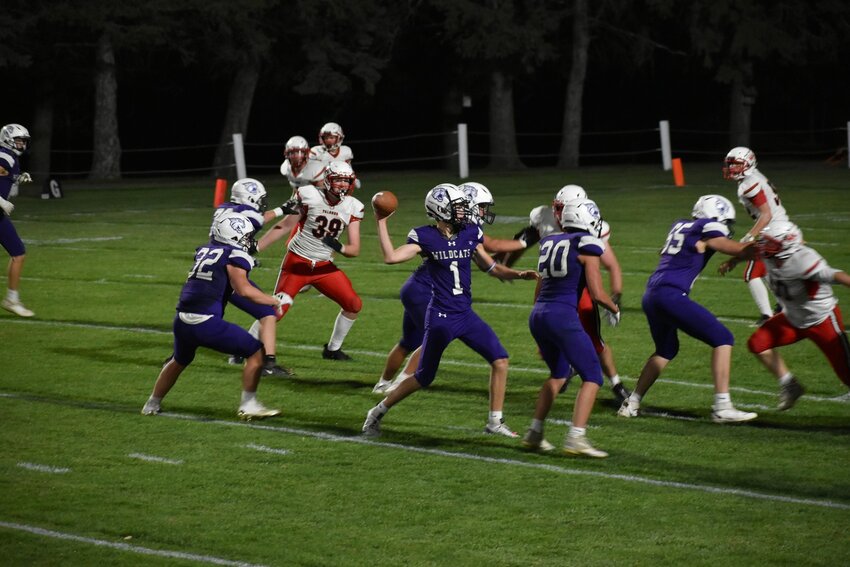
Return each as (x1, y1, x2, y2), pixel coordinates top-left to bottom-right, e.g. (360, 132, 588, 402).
(484, 419, 518, 438)
(611, 382, 631, 404)
(141, 400, 161, 416)
(227, 355, 245, 366)
(521, 428, 555, 452)
(617, 398, 639, 418)
(322, 344, 352, 361)
(237, 399, 281, 421)
(711, 403, 757, 423)
(1, 299, 34, 318)
(563, 435, 608, 458)
(261, 363, 295, 378)
(778, 378, 805, 411)
(361, 407, 383, 437)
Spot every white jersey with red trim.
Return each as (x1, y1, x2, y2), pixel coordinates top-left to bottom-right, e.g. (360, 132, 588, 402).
(287, 185, 364, 262)
(280, 159, 326, 195)
(309, 144, 354, 165)
(737, 168, 788, 222)
(529, 206, 611, 242)
(764, 245, 840, 328)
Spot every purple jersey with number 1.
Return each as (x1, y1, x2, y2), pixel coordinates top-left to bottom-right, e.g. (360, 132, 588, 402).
(529, 231, 605, 384)
(406, 223, 508, 387)
(642, 218, 735, 360)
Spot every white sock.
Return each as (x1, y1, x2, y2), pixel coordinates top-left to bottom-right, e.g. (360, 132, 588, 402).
(748, 278, 773, 318)
(394, 371, 413, 383)
(7, 289, 19, 303)
(488, 410, 503, 424)
(779, 372, 794, 386)
(248, 320, 261, 340)
(714, 392, 731, 405)
(327, 312, 356, 351)
(628, 392, 642, 404)
(568, 426, 586, 438)
(147, 395, 162, 405)
(373, 401, 389, 416)
(241, 391, 257, 404)
(609, 374, 622, 386)
(530, 418, 544, 433)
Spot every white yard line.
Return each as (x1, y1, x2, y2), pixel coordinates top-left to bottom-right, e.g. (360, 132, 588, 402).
(17, 462, 71, 474)
(0, 520, 267, 567)
(127, 452, 184, 465)
(244, 443, 289, 456)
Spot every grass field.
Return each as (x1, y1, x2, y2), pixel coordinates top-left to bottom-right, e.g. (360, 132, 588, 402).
(1, 162, 849, 566)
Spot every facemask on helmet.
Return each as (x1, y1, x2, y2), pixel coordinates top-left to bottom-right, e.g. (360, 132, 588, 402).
(458, 182, 495, 225)
(0, 124, 30, 156)
(319, 122, 345, 153)
(425, 183, 470, 229)
(757, 221, 803, 260)
(284, 136, 310, 168)
(560, 198, 603, 237)
(212, 212, 258, 254)
(323, 160, 356, 204)
(552, 184, 587, 223)
(722, 146, 757, 181)
(692, 194, 736, 234)
(230, 178, 268, 212)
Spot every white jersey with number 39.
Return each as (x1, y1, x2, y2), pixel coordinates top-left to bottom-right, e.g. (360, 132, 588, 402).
(765, 245, 839, 328)
(287, 185, 364, 262)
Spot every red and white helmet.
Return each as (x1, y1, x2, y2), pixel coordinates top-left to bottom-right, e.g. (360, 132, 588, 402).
(319, 122, 345, 152)
(722, 147, 757, 181)
(757, 221, 803, 260)
(284, 136, 310, 168)
(323, 160, 356, 204)
(552, 184, 587, 222)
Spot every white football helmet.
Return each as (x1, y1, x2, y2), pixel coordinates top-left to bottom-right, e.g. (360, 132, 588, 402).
(319, 122, 345, 152)
(722, 146, 757, 180)
(553, 184, 587, 222)
(458, 182, 495, 225)
(757, 221, 803, 260)
(1, 124, 30, 156)
(284, 135, 310, 168)
(323, 160, 356, 203)
(692, 194, 736, 227)
(560, 198, 603, 237)
(425, 183, 469, 227)
(212, 212, 258, 253)
(230, 178, 268, 212)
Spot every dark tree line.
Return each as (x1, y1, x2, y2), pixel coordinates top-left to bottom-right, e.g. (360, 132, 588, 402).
(2, 0, 848, 179)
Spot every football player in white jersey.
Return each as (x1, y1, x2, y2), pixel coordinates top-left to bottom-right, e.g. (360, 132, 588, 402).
(309, 122, 354, 164)
(271, 160, 365, 360)
(747, 221, 850, 410)
(719, 147, 787, 325)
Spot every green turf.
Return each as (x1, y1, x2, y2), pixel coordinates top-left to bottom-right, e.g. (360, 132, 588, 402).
(1, 163, 849, 566)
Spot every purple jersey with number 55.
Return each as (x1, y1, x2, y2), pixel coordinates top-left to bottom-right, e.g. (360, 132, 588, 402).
(177, 242, 254, 317)
(535, 231, 605, 309)
(646, 218, 730, 294)
(407, 223, 483, 313)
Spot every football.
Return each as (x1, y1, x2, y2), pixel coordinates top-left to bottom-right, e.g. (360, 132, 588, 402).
(371, 191, 398, 219)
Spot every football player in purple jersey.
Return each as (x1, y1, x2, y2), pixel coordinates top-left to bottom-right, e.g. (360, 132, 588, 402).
(618, 195, 758, 423)
(522, 199, 620, 458)
(0, 124, 35, 317)
(362, 184, 538, 438)
(141, 212, 288, 420)
(213, 178, 295, 377)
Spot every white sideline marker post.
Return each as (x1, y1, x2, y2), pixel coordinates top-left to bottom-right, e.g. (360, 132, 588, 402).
(659, 120, 672, 171)
(458, 123, 469, 179)
(232, 133, 247, 180)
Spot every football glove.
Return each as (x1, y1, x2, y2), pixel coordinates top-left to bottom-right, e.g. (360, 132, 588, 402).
(280, 198, 300, 215)
(321, 236, 344, 253)
(514, 225, 540, 248)
(0, 196, 14, 217)
(18, 172, 32, 184)
(611, 292, 622, 309)
(604, 308, 621, 327)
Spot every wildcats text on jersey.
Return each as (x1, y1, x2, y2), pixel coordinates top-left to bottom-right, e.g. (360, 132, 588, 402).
(432, 249, 472, 260)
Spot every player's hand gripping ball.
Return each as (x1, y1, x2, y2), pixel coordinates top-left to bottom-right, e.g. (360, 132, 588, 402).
(371, 191, 398, 220)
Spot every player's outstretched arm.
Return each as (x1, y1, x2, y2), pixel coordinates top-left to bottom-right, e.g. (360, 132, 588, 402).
(707, 237, 756, 259)
(482, 233, 527, 254)
(257, 216, 298, 252)
(580, 255, 619, 316)
(474, 244, 538, 281)
(834, 271, 850, 288)
(375, 217, 421, 264)
(600, 244, 623, 297)
(226, 265, 280, 307)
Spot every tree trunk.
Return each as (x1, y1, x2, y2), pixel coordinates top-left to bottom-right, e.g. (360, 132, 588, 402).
(557, 0, 590, 168)
(728, 64, 756, 148)
(488, 70, 524, 169)
(213, 61, 261, 179)
(90, 33, 121, 180)
(29, 95, 54, 196)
